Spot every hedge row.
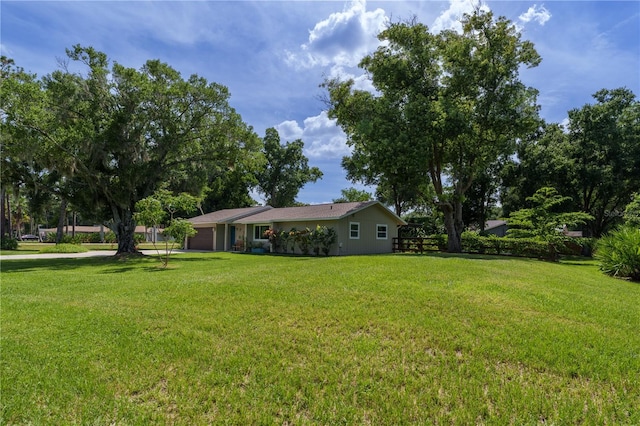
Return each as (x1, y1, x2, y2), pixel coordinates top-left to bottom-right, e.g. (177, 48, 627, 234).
(397, 233, 595, 261)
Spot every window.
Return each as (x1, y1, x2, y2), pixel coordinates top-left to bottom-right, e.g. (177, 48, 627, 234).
(376, 224, 388, 240)
(349, 222, 360, 239)
(254, 225, 270, 240)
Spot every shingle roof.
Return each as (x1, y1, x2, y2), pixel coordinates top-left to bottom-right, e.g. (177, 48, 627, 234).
(188, 206, 273, 225)
(485, 220, 507, 230)
(234, 201, 406, 224)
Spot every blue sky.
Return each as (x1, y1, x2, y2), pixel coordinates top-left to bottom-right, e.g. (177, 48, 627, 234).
(2, 0, 639, 205)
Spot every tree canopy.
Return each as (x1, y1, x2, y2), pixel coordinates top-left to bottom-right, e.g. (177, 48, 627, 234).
(332, 187, 373, 203)
(323, 79, 431, 216)
(255, 127, 322, 208)
(326, 10, 540, 251)
(501, 88, 640, 237)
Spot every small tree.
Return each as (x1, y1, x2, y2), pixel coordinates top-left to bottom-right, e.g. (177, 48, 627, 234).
(507, 187, 593, 260)
(134, 190, 198, 267)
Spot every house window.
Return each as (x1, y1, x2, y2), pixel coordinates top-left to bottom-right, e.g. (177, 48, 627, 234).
(349, 222, 360, 239)
(254, 225, 270, 240)
(376, 224, 388, 240)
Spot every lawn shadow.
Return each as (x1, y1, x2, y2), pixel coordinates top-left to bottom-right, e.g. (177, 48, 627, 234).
(0, 257, 108, 273)
(99, 254, 229, 273)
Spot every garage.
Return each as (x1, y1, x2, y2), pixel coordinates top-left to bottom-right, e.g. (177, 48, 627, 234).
(187, 227, 214, 250)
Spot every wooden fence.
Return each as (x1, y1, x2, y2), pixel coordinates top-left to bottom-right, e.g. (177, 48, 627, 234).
(392, 237, 445, 253)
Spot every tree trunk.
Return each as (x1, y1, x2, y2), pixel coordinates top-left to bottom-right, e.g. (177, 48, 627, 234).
(6, 191, 12, 238)
(113, 208, 140, 255)
(442, 201, 463, 253)
(56, 199, 67, 243)
(0, 186, 6, 237)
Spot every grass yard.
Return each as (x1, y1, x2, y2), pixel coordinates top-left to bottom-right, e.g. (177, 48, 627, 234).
(1, 253, 638, 424)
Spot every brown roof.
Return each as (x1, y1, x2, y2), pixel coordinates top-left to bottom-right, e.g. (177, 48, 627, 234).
(234, 201, 406, 225)
(188, 206, 272, 225)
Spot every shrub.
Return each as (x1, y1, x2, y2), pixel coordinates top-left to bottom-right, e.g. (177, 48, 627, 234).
(264, 228, 282, 253)
(1, 236, 18, 250)
(460, 233, 562, 260)
(595, 226, 640, 281)
(295, 228, 312, 255)
(320, 227, 337, 256)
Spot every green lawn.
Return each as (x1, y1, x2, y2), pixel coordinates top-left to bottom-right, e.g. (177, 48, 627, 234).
(1, 253, 638, 424)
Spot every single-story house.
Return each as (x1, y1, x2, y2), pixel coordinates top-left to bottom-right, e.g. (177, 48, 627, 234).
(186, 201, 406, 255)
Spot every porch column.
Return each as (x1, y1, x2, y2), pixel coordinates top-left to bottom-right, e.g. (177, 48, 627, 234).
(224, 223, 229, 252)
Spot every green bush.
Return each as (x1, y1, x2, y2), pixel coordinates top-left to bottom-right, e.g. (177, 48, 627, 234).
(134, 233, 146, 245)
(460, 233, 564, 260)
(459, 233, 598, 260)
(595, 226, 640, 281)
(1, 236, 18, 250)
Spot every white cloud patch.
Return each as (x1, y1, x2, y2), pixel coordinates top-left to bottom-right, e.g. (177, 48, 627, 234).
(431, 0, 490, 34)
(519, 4, 551, 26)
(327, 65, 376, 92)
(286, 0, 388, 69)
(275, 111, 350, 160)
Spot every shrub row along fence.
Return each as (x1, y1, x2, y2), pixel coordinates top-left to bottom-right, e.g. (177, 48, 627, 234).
(393, 233, 595, 261)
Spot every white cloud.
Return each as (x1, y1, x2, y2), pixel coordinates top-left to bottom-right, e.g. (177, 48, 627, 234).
(275, 111, 350, 160)
(519, 4, 551, 26)
(326, 64, 376, 92)
(274, 120, 304, 141)
(431, 0, 490, 34)
(286, 0, 388, 69)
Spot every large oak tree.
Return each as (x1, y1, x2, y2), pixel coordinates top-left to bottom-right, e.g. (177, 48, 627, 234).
(3, 46, 262, 254)
(326, 11, 541, 251)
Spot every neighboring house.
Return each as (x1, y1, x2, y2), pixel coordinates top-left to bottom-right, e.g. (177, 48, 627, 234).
(39, 225, 162, 242)
(482, 221, 584, 238)
(483, 220, 508, 237)
(186, 201, 406, 255)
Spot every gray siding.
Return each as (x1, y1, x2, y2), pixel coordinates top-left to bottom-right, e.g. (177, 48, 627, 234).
(335, 207, 397, 255)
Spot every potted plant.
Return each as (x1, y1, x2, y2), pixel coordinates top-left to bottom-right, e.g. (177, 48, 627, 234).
(250, 241, 267, 254)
